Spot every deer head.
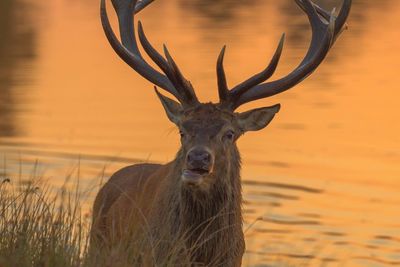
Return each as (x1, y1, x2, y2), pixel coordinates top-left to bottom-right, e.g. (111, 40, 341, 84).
(100, 0, 351, 191)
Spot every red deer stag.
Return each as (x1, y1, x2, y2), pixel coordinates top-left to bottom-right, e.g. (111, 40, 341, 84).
(92, 0, 351, 265)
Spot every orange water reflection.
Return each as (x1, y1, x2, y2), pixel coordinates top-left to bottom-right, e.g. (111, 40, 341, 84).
(1, 0, 399, 266)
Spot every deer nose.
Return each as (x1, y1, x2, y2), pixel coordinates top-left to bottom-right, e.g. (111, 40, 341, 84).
(187, 148, 212, 168)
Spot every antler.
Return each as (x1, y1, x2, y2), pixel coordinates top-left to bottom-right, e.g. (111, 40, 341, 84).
(100, 0, 199, 108)
(218, 0, 352, 110)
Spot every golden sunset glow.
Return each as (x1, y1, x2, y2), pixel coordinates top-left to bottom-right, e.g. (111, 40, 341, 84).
(0, 0, 399, 266)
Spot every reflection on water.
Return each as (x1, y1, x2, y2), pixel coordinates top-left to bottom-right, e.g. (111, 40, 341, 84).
(180, 0, 260, 24)
(1, 0, 400, 266)
(0, 0, 37, 137)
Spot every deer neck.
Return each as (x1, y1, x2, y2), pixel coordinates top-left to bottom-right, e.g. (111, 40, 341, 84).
(161, 147, 243, 263)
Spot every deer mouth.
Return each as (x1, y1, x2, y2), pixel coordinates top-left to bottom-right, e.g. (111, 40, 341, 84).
(182, 168, 210, 185)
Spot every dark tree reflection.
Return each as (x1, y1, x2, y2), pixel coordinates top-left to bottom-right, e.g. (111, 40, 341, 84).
(175, 0, 397, 91)
(179, 0, 260, 25)
(181, 0, 397, 52)
(0, 0, 37, 137)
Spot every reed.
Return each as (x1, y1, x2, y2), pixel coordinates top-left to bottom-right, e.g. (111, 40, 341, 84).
(0, 175, 90, 267)
(0, 176, 226, 266)
(0, 173, 300, 267)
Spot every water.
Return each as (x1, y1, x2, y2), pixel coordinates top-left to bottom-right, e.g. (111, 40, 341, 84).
(1, 0, 400, 265)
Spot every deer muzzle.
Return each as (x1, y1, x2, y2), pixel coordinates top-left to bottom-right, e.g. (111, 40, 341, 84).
(182, 147, 214, 186)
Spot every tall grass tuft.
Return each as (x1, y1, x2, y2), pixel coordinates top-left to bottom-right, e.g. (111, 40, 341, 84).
(0, 176, 90, 267)
(0, 171, 297, 267)
(0, 174, 192, 267)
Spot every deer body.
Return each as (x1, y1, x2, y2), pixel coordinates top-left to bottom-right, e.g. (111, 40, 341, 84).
(92, 0, 351, 265)
(92, 106, 245, 265)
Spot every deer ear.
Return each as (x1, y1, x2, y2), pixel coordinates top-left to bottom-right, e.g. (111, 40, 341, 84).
(237, 104, 280, 132)
(155, 88, 183, 124)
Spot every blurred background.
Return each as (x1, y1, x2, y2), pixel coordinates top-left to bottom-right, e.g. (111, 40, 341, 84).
(0, 0, 399, 265)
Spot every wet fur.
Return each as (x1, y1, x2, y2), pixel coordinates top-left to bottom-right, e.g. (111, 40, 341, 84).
(91, 105, 252, 266)
(153, 146, 244, 266)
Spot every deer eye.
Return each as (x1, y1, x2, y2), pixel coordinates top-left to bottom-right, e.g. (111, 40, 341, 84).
(224, 130, 235, 141)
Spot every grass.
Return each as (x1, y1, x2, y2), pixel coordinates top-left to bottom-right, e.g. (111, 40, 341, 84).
(0, 172, 210, 267)
(0, 167, 303, 267)
(0, 175, 91, 267)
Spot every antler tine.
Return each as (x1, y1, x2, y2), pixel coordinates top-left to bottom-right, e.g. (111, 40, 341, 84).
(137, 21, 173, 80)
(163, 45, 199, 105)
(217, 46, 229, 102)
(295, 0, 331, 64)
(100, 0, 181, 100)
(137, 22, 199, 106)
(101, 0, 179, 99)
(311, 0, 351, 40)
(110, 0, 139, 57)
(217, 34, 284, 109)
(294, 0, 322, 25)
(101, 0, 198, 107)
(225, 0, 351, 110)
(134, 0, 154, 13)
(222, 34, 285, 107)
(335, 0, 351, 34)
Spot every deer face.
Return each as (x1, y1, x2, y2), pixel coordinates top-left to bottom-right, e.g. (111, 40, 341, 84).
(157, 92, 280, 190)
(101, 0, 350, 189)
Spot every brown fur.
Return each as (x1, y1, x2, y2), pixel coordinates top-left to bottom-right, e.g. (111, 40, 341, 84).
(90, 103, 278, 266)
(96, 0, 351, 263)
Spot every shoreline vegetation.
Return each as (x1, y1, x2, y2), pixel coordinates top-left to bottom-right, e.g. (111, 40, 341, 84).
(0, 175, 169, 266)
(0, 166, 293, 267)
(0, 174, 190, 267)
(0, 175, 252, 267)
(0, 175, 91, 267)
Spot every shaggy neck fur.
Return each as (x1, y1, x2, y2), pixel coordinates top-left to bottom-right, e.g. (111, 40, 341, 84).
(156, 146, 244, 265)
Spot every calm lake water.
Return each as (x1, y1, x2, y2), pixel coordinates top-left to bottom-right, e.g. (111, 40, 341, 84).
(1, 0, 399, 266)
